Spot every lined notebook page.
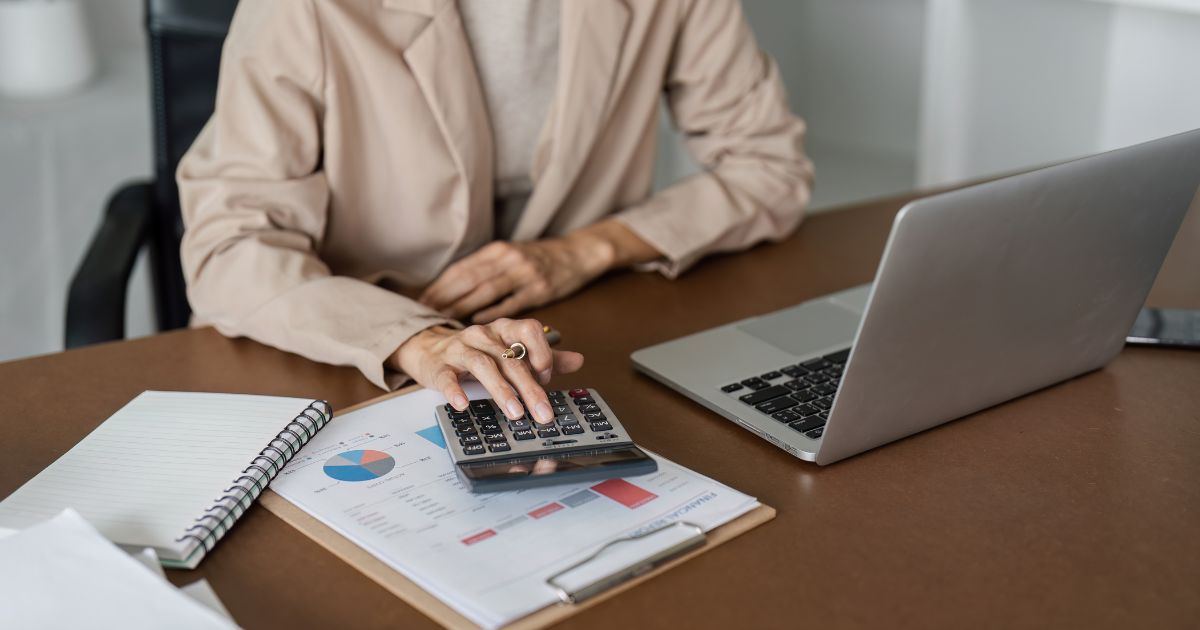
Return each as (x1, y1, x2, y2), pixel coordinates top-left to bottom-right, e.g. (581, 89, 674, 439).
(0, 391, 315, 559)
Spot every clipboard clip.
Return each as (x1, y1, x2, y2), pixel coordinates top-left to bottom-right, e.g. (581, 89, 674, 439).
(544, 521, 706, 605)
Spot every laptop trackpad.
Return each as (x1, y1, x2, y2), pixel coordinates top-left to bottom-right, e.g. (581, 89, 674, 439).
(737, 300, 860, 358)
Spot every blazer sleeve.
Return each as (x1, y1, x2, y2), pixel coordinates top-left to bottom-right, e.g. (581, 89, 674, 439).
(614, 0, 814, 278)
(177, 0, 452, 391)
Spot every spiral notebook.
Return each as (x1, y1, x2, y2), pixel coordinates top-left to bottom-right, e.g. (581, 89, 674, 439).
(0, 391, 331, 569)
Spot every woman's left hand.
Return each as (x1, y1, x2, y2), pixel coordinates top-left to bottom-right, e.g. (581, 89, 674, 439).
(419, 220, 661, 323)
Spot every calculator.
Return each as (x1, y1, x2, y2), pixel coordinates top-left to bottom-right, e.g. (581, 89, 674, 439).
(435, 388, 658, 493)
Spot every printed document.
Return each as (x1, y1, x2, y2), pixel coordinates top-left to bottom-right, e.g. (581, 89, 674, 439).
(270, 386, 759, 629)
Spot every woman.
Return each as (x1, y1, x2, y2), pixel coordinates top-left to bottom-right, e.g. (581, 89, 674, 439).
(178, 0, 812, 426)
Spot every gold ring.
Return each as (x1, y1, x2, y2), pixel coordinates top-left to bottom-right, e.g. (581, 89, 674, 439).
(501, 342, 527, 360)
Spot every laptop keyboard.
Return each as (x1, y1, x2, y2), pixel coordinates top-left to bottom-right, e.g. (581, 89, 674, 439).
(720, 348, 850, 440)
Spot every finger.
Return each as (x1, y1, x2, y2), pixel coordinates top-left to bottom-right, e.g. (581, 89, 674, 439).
(420, 253, 507, 309)
(497, 349, 553, 425)
(455, 340, 525, 420)
(473, 290, 537, 324)
(532, 459, 558, 475)
(497, 318, 555, 384)
(442, 275, 519, 321)
(433, 367, 469, 411)
(552, 350, 585, 374)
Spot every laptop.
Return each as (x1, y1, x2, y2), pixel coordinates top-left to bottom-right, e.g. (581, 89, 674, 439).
(632, 129, 1200, 465)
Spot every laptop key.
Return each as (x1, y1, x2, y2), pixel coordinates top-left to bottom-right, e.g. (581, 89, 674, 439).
(823, 349, 851, 364)
(784, 379, 809, 391)
(760, 371, 783, 380)
(738, 385, 791, 406)
(789, 416, 826, 433)
(721, 383, 744, 393)
(772, 409, 800, 423)
(756, 397, 798, 414)
(801, 358, 831, 371)
(781, 365, 810, 378)
(812, 383, 836, 397)
(805, 427, 825, 439)
(792, 403, 819, 417)
(813, 397, 834, 411)
(741, 377, 769, 391)
(791, 391, 818, 404)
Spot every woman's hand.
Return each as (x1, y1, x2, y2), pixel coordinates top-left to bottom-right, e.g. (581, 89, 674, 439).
(391, 319, 584, 425)
(418, 219, 661, 323)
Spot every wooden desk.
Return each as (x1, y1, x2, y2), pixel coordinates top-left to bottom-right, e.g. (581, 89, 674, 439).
(3, 191, 1197, 629)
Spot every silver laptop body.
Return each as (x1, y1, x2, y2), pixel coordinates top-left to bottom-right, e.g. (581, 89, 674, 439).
(632, 129, 1200, 465)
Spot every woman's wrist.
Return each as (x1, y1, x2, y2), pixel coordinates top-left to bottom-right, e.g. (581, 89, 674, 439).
(565, 218, 661, 275)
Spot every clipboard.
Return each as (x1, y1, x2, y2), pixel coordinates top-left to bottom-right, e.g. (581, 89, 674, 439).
(259, 388, 777, 629)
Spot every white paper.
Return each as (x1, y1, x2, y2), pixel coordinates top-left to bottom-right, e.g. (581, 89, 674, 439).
(271, 386, 759, 629)
(0, 509, 238, 630)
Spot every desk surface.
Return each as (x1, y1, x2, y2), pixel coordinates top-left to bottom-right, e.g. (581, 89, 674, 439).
(3, 189, 1198, 629)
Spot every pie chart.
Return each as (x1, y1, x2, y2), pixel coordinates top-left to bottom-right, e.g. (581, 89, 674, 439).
(323, 449, 396, 482)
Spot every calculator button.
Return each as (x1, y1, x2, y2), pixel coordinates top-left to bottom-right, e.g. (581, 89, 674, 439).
(789, 416, 826, 433)
(583, 412, 606, 423)
(447, 410, 470, 421)
(589, 421, 613, 432)
(721, 383, 744, 393)
(555, 414, 578, 426)
(740, 377, 769, 391)
(738, 385, 790, 406)
(469, 399, 495, 414)
(756, 397, 797, 415)
(459, 435, 482, 446)
(569, 388, 590, 398)
(760, 371, 783, 380)
(552, 404, 572, 416)
(474, 412, 496, 423)
(784, 379, 809, 392)
(537, 427, 561, 438)
(454, 427, 478, 437)
(573, 396, 595, 406)
(443, 403, 459, 413)
(549, 390, 567, 401)
(478, 421, 502, 434)
(772, 409, 800, 423)
(577, 403, 601, 414)
(508, 419, 531, 431)
(463, 444, 486, 456)
(487, 442, 511, 453)
(512, 428, 536, 441)
(451, 418, 473, 430)
(801, 358, 831, 371)
(484, 433, 508, 444)
(561, 424, 585, 435)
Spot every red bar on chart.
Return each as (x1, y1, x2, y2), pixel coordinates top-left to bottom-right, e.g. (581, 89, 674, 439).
(590, 479, 658, 509)
(461, 529, 497, 546)
(528, 502, 564, 519)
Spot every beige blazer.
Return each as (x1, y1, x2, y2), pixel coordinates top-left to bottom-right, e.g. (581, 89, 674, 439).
(178, 0, 813, 390)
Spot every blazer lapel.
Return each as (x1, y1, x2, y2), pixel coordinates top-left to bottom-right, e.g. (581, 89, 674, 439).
(385, 0, 494, 243)
(513, 0, 632, 241)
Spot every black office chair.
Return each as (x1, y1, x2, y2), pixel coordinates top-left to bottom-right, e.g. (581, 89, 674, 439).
(65, 0, 239, 348)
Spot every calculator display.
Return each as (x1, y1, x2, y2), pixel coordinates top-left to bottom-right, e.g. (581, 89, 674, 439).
(457, 446, 654, 482)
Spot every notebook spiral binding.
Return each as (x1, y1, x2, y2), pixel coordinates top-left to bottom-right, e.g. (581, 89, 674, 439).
(177, 400, 333, 560)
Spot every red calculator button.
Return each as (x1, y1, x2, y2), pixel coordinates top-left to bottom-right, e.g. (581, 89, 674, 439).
(568, 388, 589, 398)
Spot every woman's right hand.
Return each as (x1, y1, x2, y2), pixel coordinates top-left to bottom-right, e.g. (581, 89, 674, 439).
(390, 319, 584, 425)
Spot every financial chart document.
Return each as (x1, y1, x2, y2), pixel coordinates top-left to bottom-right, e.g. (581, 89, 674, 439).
(270, 387, 760, 629)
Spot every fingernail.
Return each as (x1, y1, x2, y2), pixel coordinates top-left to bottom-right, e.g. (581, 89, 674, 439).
(535, 402, 553, 424)
(538, 369, 552, 385)
(453, 394, 469, 411)
(506, 399, 524, 419)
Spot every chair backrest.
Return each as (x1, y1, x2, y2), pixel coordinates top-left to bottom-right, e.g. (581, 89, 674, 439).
(145, 0, 238, 330)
